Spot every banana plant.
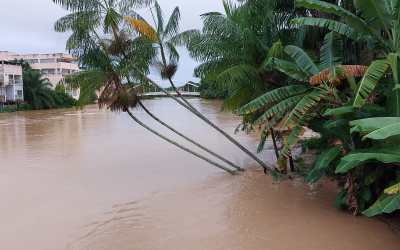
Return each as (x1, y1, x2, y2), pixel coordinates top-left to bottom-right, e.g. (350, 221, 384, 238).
(333, 117, 400, 216)
(304, 104, 386, 183)
(299, 103, 400, 214)
(238, 32, 366, 170)
(292, 0, 400, 117)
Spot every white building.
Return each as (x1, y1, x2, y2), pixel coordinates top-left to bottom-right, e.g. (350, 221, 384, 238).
(0, 61, 24, 103)
(0, 51, 80, 99)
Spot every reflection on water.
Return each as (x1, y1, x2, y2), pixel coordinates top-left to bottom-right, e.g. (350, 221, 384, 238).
(0, 99, 398, 250)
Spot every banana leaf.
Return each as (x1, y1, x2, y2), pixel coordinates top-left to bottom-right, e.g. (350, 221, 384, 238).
(363, 193, 400, 217)
(305, 147, 341, 183)
(335, 147, 400, 174)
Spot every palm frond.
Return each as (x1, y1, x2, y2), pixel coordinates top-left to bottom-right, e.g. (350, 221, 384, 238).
(194, 58, 235, 78)
(216, 64, 259, 90)
(103, 8, 122, 34)
(164, 7, 181, 39)
(165, 41, 179, 63)
(124, 17, 158, 42)
(153, 1, 164, 34)
(119, 0, 154, 14)
(169, 29, 201, 46)
(65, 69, 107, 105)
(52, 0, 102, 11)
(54, 11, 100, 32)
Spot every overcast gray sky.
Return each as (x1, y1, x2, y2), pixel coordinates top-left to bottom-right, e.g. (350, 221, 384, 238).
(0, 0, 224, 85)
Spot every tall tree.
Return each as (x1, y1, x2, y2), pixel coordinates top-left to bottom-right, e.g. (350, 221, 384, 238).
(66, 31, 237, 174)
(55, 0, 244, 173)
(23, 66, 56, 110)
(123, 0, 273, 172)
(180, 0, 298, 109)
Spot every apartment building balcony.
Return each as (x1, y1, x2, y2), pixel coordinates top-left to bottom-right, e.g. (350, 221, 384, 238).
(0, 78, 23, 87)
(8, 79, 23, 85)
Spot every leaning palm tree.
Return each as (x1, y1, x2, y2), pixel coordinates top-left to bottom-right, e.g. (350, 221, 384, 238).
(124, 0, 272, 172)
(54, 0, 242, 173)
(137, 101, 244, 171)
(291, 0, 400, 117)
(172, 0, 299, 164)
(54, 0, 247, 173)
(68, 34, 236, 174)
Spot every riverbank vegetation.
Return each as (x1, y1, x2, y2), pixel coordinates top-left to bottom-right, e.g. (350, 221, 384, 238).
(0, 62, 76, 112)
(53, 0, 400, 217)
(23, 63, 76, 110)
(187, 0, 400, 217)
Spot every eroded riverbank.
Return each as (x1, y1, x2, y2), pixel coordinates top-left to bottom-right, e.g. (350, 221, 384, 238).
(0, 99, 398, 250)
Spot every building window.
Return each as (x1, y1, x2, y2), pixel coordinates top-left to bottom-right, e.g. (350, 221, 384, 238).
(17, 90, 23, 97)
(41, 69, 56, 75)
(62, 69, 71, 74)
(26, 59, 39, 64)
(40, 59, 56, 63)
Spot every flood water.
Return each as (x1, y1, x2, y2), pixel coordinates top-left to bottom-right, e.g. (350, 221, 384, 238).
(0, 98, 399, 250)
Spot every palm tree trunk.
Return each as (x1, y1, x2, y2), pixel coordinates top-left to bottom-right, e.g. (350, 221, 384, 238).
(138, 101, 244, 171)
(269, 128, 280, 160)
(289, 152, 295, 172)
(167, 77, 272, 173)
(144, 76, 272, 173)
(125, 109, 236, 174)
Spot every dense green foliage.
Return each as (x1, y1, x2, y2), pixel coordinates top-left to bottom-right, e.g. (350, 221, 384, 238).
(198, 79, 229, 99)
(186, 0, 400, 217)
(52, 0, 400, 217)
(0, 103, 32, 113)
(180, 0, 301, 109)
(22, 63, 76, 110)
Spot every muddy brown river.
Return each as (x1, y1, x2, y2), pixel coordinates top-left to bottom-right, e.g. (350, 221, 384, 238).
(0, 98, 399, 250)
